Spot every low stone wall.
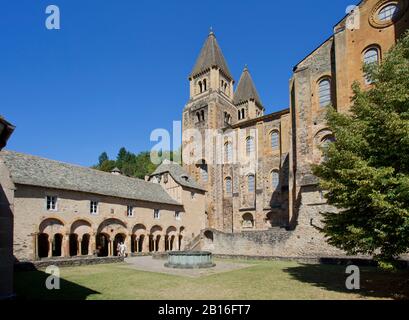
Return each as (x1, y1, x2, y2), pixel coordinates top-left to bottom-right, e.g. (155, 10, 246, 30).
(201, 226, 345, 258)
(14, 256, 125, 271)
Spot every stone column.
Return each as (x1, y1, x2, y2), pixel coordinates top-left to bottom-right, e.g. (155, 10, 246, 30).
(33, 233, 38, 261)
(175, 234, 179, 251)
(78, 238, 82, 256)
(62, 234, 69, 257)
(126, 234, 132, 256)
(108, 240, 112, 256)
(143, 235, 150, 253)
(134, 237, 138, 253)
(159, 236, 165, 252)
(48, 239, 52, 257)
(90, 233, 96, 256)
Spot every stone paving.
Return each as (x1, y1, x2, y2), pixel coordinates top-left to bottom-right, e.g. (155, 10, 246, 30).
(124, 256, 253, 278)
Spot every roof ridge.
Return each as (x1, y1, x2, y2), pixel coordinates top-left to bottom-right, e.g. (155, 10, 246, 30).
(0, 150, 182, 205)
(0, 150, 150, 184)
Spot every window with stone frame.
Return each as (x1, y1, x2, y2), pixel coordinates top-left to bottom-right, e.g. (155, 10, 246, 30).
(90, 201, 98, 215)
(127, 205, 134, 217)
(271, 171, 279, 190)
(154, 209, 160, 220)
(271, 131, 279, 150)
(363, 47, 380, 84)
(46, 195, 57, 211)
(224, 141, 232, 163)
(378, 3, 399, 21)
(318, 78, 332, 107)
(200, 163, 208, 182)
(246, 137, 255, 156)
(247, 174, 255, 192)
(225, 177, 232, 194)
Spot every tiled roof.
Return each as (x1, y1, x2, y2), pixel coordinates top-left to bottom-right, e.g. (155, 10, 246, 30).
(151, 160, 206, 192)
(0, 150, 181, 206)
(190, 31, 233, 80)
(233, 66, 263, 107)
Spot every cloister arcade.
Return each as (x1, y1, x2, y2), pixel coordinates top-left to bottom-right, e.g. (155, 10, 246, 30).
(35, 217, 186, 259)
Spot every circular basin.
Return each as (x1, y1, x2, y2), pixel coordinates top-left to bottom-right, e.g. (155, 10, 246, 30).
(165, 251, 215, 269)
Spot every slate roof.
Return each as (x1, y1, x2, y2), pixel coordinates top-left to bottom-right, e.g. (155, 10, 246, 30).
(151, 160, 206, 192)
(0, 150, 181, 206)
(233, 66, 263, 107)
(190, 31, 233, 80)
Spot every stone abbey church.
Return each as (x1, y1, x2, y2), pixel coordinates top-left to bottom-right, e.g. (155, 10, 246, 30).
(1, 0, 408, 270)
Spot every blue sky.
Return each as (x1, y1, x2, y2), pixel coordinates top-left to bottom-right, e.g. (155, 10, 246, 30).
(0, 0, 353, 166)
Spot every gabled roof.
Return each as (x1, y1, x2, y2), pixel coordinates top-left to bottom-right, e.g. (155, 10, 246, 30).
(233, 66, 263, 107)
(151, 160, 206, 192)
(0, 150, 181, 206)
(190, 31, 233, 80)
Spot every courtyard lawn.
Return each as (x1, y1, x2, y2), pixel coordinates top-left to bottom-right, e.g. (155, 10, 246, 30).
(14, 259, 409, 300)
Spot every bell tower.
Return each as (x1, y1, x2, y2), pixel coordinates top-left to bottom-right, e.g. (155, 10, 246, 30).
(182, 30, 237, 231)
(188, 30, 235, 101)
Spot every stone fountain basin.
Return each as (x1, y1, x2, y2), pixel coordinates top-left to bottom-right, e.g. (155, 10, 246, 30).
(164, 251, 216, 269)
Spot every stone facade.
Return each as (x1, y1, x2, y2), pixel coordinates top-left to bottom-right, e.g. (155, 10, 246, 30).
(289, 0, 409, 230)
(183, 0, 409, 254)
(0, 152, 206, 262)
(0, 117, 15, 299)
(1, 0, 408, 273)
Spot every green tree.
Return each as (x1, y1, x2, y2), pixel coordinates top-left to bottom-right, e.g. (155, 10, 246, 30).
(313, 32, 409, 269)
(98, 152, 109, 166)
(99, 159, 116, 172)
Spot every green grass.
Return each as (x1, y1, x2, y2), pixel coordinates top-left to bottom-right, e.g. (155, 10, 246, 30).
(14, 259, 409, 300)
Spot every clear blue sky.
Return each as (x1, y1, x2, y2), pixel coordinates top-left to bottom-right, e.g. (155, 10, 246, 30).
(0, 0, 353, 166)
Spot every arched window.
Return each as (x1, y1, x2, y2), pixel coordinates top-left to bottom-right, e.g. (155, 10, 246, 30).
(318, 79, 331, 107)
(224, 142, 232, 163)
(321, 136, 335, 161)
(201, 110, 205, 121)
(246, 137, 255, 156)
(224, 112, 231, 124)
(200, 164, 208, 183)
(203, 79, 207, 91)
(247, 174, 255, 192)
(198, 81, 203, 93)
(271, 171, 279, 190)
(271, 131, 279, 150)
(196, 112, 201, 123)
(364, 48, 380, 65)
(378, 4, 399, 21)
(363, 47, 380, 84)
(225, 177, 232, 194)
(242, 213, 254, 229)
(241, 108, 245, 119)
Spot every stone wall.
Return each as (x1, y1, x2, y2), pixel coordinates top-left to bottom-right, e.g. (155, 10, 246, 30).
(11, 183, 202, 261)
(0, 159, 14, 298)
(201, 228, 344, 257)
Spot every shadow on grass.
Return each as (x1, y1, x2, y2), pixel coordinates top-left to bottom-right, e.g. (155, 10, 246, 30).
(283, 264, 409, 300)
(14, 269, 100, 300)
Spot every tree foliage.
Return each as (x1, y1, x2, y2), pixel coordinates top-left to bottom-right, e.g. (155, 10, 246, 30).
(312, 32, 409, 269)
(93, 147, 181, 179)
